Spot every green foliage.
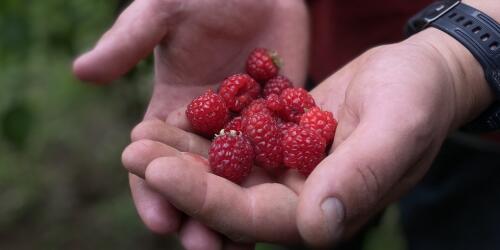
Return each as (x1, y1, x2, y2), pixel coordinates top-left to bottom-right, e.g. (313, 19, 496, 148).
(0, 0, 161, 249)
(1, 102, 34, 149)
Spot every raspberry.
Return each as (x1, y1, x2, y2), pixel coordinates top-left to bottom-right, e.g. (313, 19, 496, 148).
(242, 112, 283, 170)
(224, 116, 243, 132)
(246, 48, 281, 82)
(186, 90, 230, 137)
(279, 88, 316, 123)
(278, 122, 297, 136)
(219, 74, 261, 112)
(241, 98, 272, 117)
(209, 130, 254, 183)
(282, 126, 326, 176)
(300, 107, 337, 145)
(265, 94, 282, 113)
(263, 75, 292, 97)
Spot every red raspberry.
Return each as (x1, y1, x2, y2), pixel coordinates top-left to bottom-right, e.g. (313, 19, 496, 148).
(278, 122, 297, 136)
(265, 94, 282, 113)
(219, 74, 261, 112)
(279, 88, 316, 123)
(209, 130, 254, 183)
(246, 48, 281, 82)
(242, 112, 283, 170)
(282, 126, 326, 176)
(186, 90, 230, 137)
(241, 98, 272, 117)
(300, 107, 337, 145)
(224, 116, 243, 132)
(263, 75, 292, 97)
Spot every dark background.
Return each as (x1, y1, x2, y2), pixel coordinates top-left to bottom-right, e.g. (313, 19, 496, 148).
(0, 0, 405, 249)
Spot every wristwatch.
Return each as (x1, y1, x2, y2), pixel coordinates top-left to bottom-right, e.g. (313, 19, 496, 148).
(405, 0, 500, 132)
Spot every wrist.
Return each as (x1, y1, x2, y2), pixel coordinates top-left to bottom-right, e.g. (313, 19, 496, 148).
(405, 26, 495, 130)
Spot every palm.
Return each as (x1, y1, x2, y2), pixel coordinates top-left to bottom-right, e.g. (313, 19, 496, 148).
(146, 0, 309, 118)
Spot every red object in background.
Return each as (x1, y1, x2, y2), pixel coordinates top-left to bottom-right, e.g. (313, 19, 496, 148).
(307, 0, 432, 82)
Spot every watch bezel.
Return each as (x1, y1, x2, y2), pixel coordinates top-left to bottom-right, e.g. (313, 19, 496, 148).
(405, 0, 461, 36)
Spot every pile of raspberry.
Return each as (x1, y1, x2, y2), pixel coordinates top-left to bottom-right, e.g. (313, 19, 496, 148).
(186, 48, 338, 184)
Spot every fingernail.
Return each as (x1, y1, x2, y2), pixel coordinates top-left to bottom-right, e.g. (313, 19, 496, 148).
(321, 197, 345, 239)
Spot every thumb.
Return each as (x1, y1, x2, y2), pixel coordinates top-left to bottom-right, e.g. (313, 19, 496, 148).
(73, 0, 182, 83)
(297, 113, 435, 247)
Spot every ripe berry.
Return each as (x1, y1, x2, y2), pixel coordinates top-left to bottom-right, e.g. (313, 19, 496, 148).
(300, 107, 337, 145)
(219, 74, 261, 112)
(209, 130, 254, 183)
(263, 75, 292, 97)
(282, 126, 326, 176)
(246, 48, 281, 82)
(265, 94, 282, 113)
(242, 112, 283, 170)
(186, 90, 230, 137)
(279, 88, 316, 123)
(278, 122, 297, 136)
(224, 116, 243, 132)
(241, 98, 272, 117)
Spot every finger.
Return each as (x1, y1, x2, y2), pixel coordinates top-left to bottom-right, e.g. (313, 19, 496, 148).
(124, 120, 270, 182)
(129, 174, 181, 234)
(277, 170, 305, 195)
(144, 156, 301, 243)
(122, 139, 180, 178)
(73, 0, 182, 83)
(297, 113, 435, 247)
(179, 219, 223, 250)
(131, 119, 210, 157)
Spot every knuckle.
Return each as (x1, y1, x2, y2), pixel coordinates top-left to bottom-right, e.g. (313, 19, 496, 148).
(144, 156, 168, 183)
(150, 0, 185, 24)
(182, 238, 211, 250)
(142, 213, 177, 235)
(121, 139, 157, 169)
(354, 165, 381, 204)
(131, 119, 163, 141)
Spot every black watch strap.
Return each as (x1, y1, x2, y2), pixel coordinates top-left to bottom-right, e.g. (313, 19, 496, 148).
(431, 3, 500, 96)
(407, 2, 500, 131)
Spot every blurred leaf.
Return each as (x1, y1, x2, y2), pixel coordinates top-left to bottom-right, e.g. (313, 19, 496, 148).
(364, 205, 406, 250)
(1, 102, 34, 150)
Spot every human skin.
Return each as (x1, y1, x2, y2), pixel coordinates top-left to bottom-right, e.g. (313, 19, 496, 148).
(121, 24, 495, 247)
(76, 0, 499, 248)
(73, 0, 309, 249)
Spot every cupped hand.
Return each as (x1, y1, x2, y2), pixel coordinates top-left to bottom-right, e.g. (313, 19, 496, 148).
(122, 27, 494, 248)
(123, 115, 304, 244)
(73, 0, 309, 249)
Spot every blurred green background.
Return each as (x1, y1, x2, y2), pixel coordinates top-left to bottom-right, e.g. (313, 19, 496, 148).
(0, 1, 406, 249)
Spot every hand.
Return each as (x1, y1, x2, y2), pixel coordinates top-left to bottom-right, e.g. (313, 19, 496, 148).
(73, 0, 309, 249)
(123, 113, 304, 245)
(73, 0, 309, 117)
(123, 27, 494, 248)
